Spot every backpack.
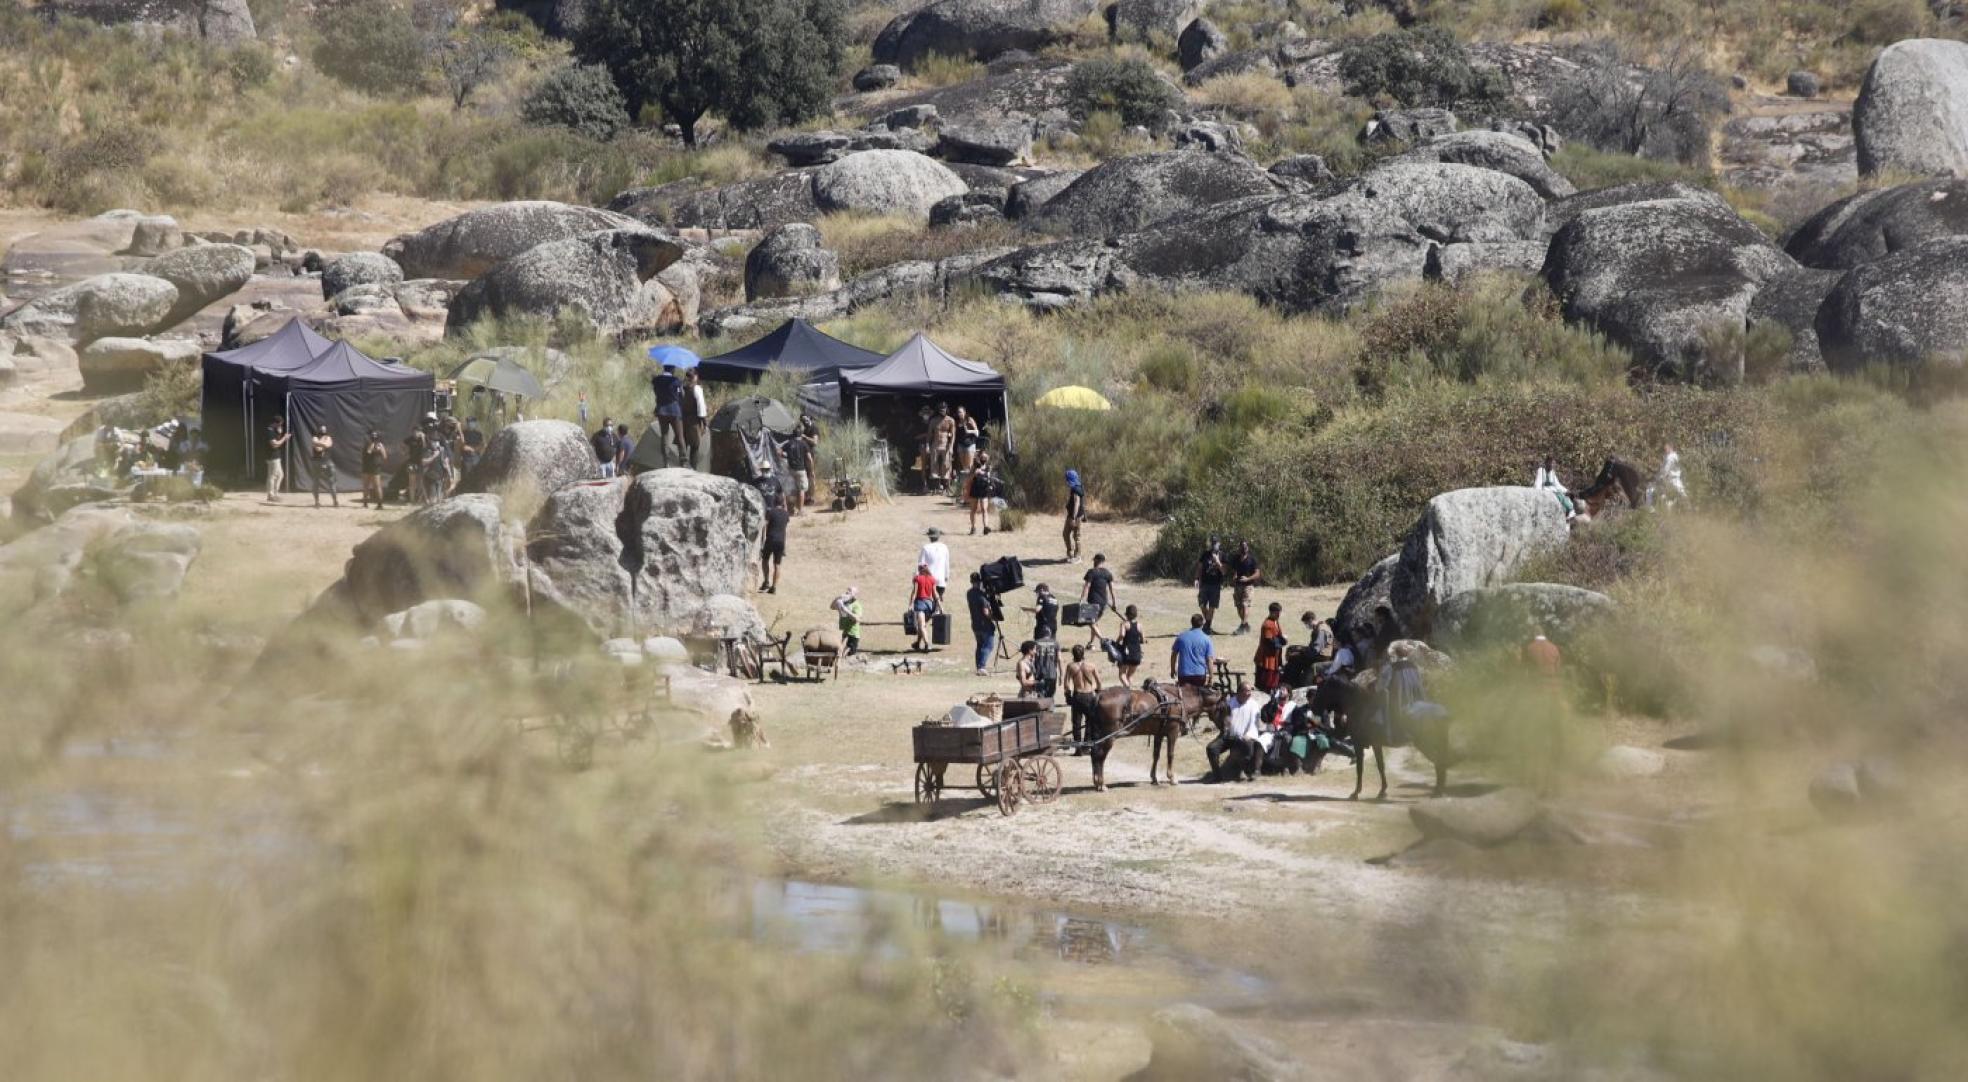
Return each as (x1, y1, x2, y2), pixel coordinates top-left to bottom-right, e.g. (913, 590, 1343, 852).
(1101, 637, 1124, 664)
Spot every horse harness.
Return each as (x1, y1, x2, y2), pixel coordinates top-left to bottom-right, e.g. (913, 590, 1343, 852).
(1067, 681, 1196, 752)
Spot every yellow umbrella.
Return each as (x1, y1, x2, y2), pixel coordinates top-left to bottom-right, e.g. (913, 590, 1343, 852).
(1034, 385, 1113, 411)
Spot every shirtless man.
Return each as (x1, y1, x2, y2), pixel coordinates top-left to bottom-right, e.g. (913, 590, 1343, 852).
(1062, 644, 1104, 756)
(930, 403, 957, 488)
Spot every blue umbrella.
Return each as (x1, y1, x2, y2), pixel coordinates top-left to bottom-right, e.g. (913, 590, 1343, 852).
(648, 344, 701, 369)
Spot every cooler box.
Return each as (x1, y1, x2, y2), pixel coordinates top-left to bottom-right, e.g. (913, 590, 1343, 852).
(1063, 602, 1104, 627)
(931, 612, 952, 645)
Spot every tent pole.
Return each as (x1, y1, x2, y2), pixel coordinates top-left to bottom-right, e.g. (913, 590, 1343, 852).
(1002, 390, 1014, 456)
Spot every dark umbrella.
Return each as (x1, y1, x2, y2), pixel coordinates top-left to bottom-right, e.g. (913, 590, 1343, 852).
(449, 353, 546, 399)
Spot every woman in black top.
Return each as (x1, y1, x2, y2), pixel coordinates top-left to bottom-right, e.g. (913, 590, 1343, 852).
(967, 451, 994, 536)
(1117, 603, 1144, 686)
(360, 430, 389, 509)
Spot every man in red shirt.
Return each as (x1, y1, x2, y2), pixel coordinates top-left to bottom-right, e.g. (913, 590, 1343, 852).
(907, 562, 939, 652)
(1523, 633, 1563, 682)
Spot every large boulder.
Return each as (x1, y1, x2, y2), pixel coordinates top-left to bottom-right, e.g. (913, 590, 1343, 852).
(1107, 0, 1204, 41)
(1004, 169, 1084, 219)
(1177, 17, 1226, 72)
(1744, 265, 1842, 371)
(55, 0, 255, 41)
(458, 420, 596, 498)
(9, 435, 113, 523)
(1035, 149, 1282, 238)
(446, 229, 688, 340)
(340, 494, 525, 626)
(745, 223, 842, 301)
(1815, 237, 1968, 372)
(1784, 178, 1968, 269)
(1544, 180, 1727, 237)
(1351, 162, 1545, 243)
(1393, 130, 1576, 200)
(1852, 38, 1968, 177)
(78, 336, 203, 392)
(1432, 583, 1616, 649)
(0, 272, 179, 346)
(1388, 487, 1570, 637)
(872, 0, 1105, 70)
(94, 520, 201, 603)
(1335, 553, 1398, 637)
(1542, 196, 1798, 380)
(145, 243, 256, 327)
(380, 599, 489, 641)
(1409, 788, 1542, 847)
(383, 201, 643, 280)
(0, 507, 198, 610)
(810, 150, 970, 221)
(525, 469, 765, 639)
(935, 117, 1034, 166)
(321, 252, 406, 300)
(1132, 1003, 1306, 1081)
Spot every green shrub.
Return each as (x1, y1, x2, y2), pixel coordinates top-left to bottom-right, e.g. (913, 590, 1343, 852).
(1847, 0, 1931, 44)
(1549, 144, 1702, 190)
(1065, 57, 1181, 131)
(1138, 346, 1198, 394)
(1353, 276, 1631, 392)
(522, 63, 632, 142)
(311, 0, 430, 96)
(1338, 26, 1513, 111)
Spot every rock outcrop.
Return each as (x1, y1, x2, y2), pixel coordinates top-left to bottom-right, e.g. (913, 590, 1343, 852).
(810, 150, 971, 220)
(1387, 487, 1570, 636)
(1392, 130, 1575, 200)
(745, 223, 842, 301)
(146, 243, 256, 327)
(0, 506, 199, 612)
(1744, 265, 1842, 370)
(1335, 553, 1398, 636)
(458, 420, 596, 498)
(1815, 236, 1968, 372)
(1852, 38, 1968, 177)
(1177, 17, 1226, 72)
(384, 201, 643, 280)
(525, 469, 764, 639)
(0, 272, 179, 346)
(446, 229, 688, 339)
(1034, 149, 1283, 238)
(78, 336, 203, 392)
(872, 0, 1104, 70)
(1432, 583, 1616, 649)
(338, 494, 524, 626)
(1542, 195, 1797, 379)
(321, 252, 406, 300)
(1785, 178, 1968, 269)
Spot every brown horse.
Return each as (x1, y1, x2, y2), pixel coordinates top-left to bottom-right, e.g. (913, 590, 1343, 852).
(1309, 671, 1457, 799)
(1085, 682, 1229, 791)
(1571, 457, 1645, 523)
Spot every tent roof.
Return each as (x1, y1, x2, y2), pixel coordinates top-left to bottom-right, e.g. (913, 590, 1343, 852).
(287, 340, 433, 387)
(700, 318, 885, 383)
(842, 333, 1005, 395)
(204, 318, 335, 373)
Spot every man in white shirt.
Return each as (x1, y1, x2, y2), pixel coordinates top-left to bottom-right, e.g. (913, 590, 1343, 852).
(1208, 682, 1266, 782)
(1655, 442, 1689, 510)
(917, 526, 952, 606)
(1533, 455, 1574, 520)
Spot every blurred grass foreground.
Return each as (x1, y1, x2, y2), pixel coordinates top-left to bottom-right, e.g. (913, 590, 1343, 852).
(5, 398, 1968, 1080)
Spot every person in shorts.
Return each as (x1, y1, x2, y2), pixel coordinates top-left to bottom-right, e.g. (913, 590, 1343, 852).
(1230, 540, 1262, 635)
(264, 416, 290, 502)
(782, 427, 815, 514)
(1194, 538, 1227, 635)
(760, 496, 789, 594)
(1078, 552, 1117, 645)
(907, 561, 939, 652)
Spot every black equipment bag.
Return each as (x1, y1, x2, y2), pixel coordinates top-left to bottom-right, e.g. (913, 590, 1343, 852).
(903, 610, 920, 635)
(980, 555, 1024, 595)
(931, 612, 952, 646)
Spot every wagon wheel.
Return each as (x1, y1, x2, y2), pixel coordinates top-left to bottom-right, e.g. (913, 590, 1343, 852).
(1025, 755, 1063, 805)
(995, 760, 1025, 816)
(555, 717, 597, 771)
(975, 762, 999, 800)
(914, 762, 942, 804)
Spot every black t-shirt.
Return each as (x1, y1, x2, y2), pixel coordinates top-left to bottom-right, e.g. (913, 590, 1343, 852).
(592, 428, 618, 462)
(1083, 566, 1114, 608)
(362, 442, 388, 473)
(966, 586, 998, 630)
(763, 506, 789, 547)
(1033, 596, 1058, 641)
(1198, 550, 1227, 585)
(267, 423, 287, 453)
(652, 374, 682, 408)
(1235, 554, 1259, 582)
(784, 435, 811, 471)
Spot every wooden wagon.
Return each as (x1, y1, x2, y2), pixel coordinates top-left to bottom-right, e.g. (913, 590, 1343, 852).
(912, 700, 1063, 816)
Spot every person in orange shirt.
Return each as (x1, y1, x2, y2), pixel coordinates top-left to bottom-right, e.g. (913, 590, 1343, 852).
(1523, 632, 1563, 681)
(1254, 602, 1286, 692)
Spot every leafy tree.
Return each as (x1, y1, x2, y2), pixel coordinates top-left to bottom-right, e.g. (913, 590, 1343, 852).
(521, 63, 633, 142)
(312, 0, 429, 95)
(1338, 26, 1512, 111)
(573, 0, 847, 145)
(1065, 57, 1181, 131)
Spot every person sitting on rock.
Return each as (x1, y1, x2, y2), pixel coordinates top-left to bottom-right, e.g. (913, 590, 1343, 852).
(1534, 455, 1575, 520)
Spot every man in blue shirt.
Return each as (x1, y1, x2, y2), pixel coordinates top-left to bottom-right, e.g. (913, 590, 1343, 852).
(1170, 614, 1216, 688)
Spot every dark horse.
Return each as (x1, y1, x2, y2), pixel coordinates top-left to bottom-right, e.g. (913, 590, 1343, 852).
(1571, 457, 1645, 523)
(1085, 682, 1229, 791)
(1308, 674, 1456, 799)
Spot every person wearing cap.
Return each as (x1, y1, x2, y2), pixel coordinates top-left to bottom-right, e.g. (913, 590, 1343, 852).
(917, 527, 951, 604)
(907, 562, 939, 652)
(360, 429, 389, 509)
(1063, 469, 1087, 562)
(832, 587, 863, 656)
(1024, 583, 1059, 644)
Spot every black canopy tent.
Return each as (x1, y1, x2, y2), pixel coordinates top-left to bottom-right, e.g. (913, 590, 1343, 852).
(274, 342, 435, 491)
(200, 318, 335, 484)
(700, 318, 885, 419)
(841, 333, 1014, 453)
(199, 321, 433, 491)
